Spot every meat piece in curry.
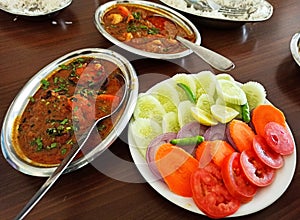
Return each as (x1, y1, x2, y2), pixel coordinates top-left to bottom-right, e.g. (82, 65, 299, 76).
(12, 57, 124, 166)
(103, 5, 196, 54)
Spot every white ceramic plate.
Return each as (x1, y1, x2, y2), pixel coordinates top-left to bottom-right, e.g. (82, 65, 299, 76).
(290, 32, 300, 67)
(128, 74, 297, 217)
(160, 0, 273, 23)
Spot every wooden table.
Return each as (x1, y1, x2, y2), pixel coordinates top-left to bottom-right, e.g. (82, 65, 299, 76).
(0, 0, 299, 219)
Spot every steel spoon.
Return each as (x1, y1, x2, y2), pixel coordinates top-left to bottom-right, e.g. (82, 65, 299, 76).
(176, 36, 235, 72)
(151, 14, 235, 71)
(15, 77, 127, 220)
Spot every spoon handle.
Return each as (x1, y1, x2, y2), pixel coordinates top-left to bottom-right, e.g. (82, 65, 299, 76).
(14, 124, 94, 220)
(176, 36, 235, 72)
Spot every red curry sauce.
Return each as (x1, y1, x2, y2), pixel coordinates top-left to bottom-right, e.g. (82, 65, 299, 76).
(13, 57, 124, 166)
(103, 5, 196, 54)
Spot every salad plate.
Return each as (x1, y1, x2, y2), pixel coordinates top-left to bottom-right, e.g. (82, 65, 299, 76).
(128, 73, 296, 217)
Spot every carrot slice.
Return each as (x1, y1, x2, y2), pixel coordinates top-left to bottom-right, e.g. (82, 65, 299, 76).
(117, 5, 134, 22)
(251, 104, 286, 137)
(227, 119, 255, 152)
(155, 143, 199, 197)
(195, 141, 235, 167)
(97, 94, 119, 103)
(117, 5, 131, 16)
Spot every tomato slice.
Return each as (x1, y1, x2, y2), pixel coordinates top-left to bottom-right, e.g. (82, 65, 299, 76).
(222, 152, 258, 203)
(191, 163, 240, 218)
(263, 122, 294, 155)
(253, 135, 284, 169)
(147, 16, 169, 30)
(240, 149, 275, 187)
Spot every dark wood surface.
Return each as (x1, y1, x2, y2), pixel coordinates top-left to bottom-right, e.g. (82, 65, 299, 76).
(1, 0, 299, 219)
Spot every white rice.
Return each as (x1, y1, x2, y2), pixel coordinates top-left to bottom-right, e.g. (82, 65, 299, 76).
(0, 0, 71, 16)
(160, 0, 272, 21)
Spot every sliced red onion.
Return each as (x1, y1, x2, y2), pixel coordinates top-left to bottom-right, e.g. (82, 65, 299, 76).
(146, 132, 177, 179)
(177, 121, 208, 138)
(204, 123, 227, 141)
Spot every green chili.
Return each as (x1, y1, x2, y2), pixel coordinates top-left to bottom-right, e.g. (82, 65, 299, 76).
(177, 83, 197, 104)
(241, 103, 251, 123)
(170, 135, 204, 146)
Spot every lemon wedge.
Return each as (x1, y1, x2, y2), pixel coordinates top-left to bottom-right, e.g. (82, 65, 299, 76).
(210, 104, 239, 124)
(191, 107, 218, 126)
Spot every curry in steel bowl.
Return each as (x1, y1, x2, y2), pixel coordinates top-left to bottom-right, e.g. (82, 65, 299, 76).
(95, 0, 201, 59)
(12, 57, 124, 166)
(1, 48, 138, 175)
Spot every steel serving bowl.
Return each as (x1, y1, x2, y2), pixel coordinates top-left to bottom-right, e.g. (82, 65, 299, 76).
(94, 0, 201, 59)
(1, 48, 138, 177)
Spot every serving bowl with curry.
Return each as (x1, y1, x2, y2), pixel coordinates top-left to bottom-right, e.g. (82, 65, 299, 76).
(94, 0, 201, 59)
(1, 48, 138, 176)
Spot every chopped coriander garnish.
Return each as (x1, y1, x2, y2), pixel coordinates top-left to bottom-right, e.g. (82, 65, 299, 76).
(61, 148, 67, 155)
(132, 11, 141, 20)
(76, 58, 85, 63)
(29, 96, 35, 103)
(66, 139, 73, 145)
(54, 77, 59, 84)
(41, 79, 50, 90)
(148, 27, 160, 35)
(60, 118, 69, 125)
(49, 142, 57, 149)
(59, 64, 69, 70)
(35, 137, 43, 151)
(97, 124, 106, 131)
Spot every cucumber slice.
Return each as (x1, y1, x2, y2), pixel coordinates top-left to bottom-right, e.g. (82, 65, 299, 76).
(192, 71, 217, 98)
(216, 98, 242, 119)
(151, 93, 178, 113)
(133, 93, 166, 123)
(172, 73, 197, 101)
(130, 118, 162, 158)
(196, 93, 215, 113)
(177, 100, 196, 128)
(241, 81, 266, 110)
(162, 112, 180, 133)
(216, 79, 247, 105)
(211, 104, 239, 124)
(216, 73, 235, 82)
(148, 79, 180, 105)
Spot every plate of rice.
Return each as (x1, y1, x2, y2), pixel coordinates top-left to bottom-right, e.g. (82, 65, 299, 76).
(160, 0, 273, 23)
(0, 0, 72, 16)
